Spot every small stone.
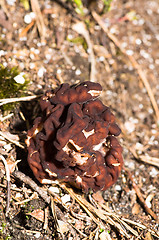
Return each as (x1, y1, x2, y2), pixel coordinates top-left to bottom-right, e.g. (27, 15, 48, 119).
(34, 232, 41, 238)
(126, 50, 134, 56)
(14, 73, 25, 84)
(124, 121, 135, 133)
(150, 167, 158, 177)
(115, 185, 122, 191)
(38, 67, 46, 77)
(61, 194, 71, 204)
(24, 14, 32, 24)
(75, 69, 81, 75)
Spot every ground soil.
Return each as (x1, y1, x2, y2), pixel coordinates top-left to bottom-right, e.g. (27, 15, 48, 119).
(0, 0, 159, 239)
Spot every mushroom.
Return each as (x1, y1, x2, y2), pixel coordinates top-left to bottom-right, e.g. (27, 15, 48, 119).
(26, 81, 123, 192)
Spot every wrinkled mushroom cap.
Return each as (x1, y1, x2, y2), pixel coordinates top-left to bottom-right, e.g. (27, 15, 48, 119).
(26, 81, 123, 192)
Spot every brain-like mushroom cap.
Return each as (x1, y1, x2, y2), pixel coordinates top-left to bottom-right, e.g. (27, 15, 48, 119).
(26, 81, 123, 192)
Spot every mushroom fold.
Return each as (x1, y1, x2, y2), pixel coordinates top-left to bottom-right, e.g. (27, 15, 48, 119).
(26, 81, 123, 192)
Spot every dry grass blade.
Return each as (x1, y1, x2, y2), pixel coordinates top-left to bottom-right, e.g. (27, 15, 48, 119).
(92, 11, 159, 124)
(72, 21, 96, 82)
(122, 218, 159, 238)
(0, 131, 25, 149)
(100, 203, 140, 237)
(43, 207, 49, 230)
(0, 95, 39, 106)
(14, 192, 38, 205)
(62, 185, 133, 238)
(0, 113, 14, 122)
(0, 0, 10, 18)
(30, 0, 46, 41)
(0, 155, 11, 216)
(62, 184, 100, 225)
(139, 155, 159, 167)
(128, 147, 159, 168)
(51, 196, 64, 240)
(125, 167, 158, 221)
(12, 170, 51, 204)
(62, 185, 159, 238)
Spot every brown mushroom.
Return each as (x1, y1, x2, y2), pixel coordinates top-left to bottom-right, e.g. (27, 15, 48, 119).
(26, 81, 123, 192)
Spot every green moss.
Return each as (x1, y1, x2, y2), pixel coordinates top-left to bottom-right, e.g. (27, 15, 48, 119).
(0, 64, 29, 111)
(67, 36, 88, 51)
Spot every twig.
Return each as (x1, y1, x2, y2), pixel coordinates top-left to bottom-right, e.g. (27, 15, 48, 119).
(30, 0, 46, 41)
(138, 155, 159, 168)
(0, 0, 10, 18)
(19, 20, 35, 38)
(61, 184, 132, 238)
(124, 167, 158, 221)
(92, 11, 159, 123)
(0, 113, 14, 122)
(43, 206, 49, 230)
(51, 196, 64, 240)
(128, 147, 159, 168)
(0, 95, 39, 106)
(12, 171, 77, 237)
(14, 192, 38, 205)
(12, 170, 51, 204)
(72, 21, 96, 82)
(0, 131, 25, 149)
(122, 218, 159, 238)
(0, 155, 11, 216)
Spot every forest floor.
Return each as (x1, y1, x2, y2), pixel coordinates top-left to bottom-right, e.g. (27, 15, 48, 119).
(0, 0, 159, 239)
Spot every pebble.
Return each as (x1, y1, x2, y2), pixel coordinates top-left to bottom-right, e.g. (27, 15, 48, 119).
(150, 167, 159, 177)
(24, 14, 32, 24)
(135, 38, 142, 45)
(126, 50, 134, 56)
(14, 73, 25, 84)
(34, 232, 41, 239)
(30, 63, 35, 69)
(38, 67, 46, 77)
(115, 185, 122, 191)
(75, 69, 81, 75)
(0, 50, 6, 56)
(57, 69, 62, 74)
(124, 121, 135, 133)
(61, 194, 71, 204)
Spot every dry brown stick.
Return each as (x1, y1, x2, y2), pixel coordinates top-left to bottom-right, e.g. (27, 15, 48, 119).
(12, 170, 51, 204)
(19, 20, 35, 38)
(0, 131, 24, 149)
(30, 0, 46, 41)
(12, 171, 77, 237)
(92, 11, 159, 123)
(124, 167, 158, 221)
(0, 95, 39, 106)
(62, 184, 132, 238)
(129, 146, 159, 168)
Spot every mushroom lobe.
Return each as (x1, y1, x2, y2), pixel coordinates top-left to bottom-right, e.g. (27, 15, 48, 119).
(26, 81, 123, 192)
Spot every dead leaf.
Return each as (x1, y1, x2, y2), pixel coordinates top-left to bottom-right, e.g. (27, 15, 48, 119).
(27, 209, 44, 222)
(7, 160, 21, 174)
(145, 232, 153, 240)
(57, 220, 69, 234)
(92, 191, 105, 204)
(132, 203, 140, 215)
